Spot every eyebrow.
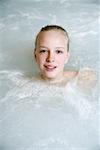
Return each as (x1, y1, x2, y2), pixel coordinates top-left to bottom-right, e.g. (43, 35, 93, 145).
(55, 47, 65, 49)
(39, 46, 65, 49)
(39, 46, 48, 48)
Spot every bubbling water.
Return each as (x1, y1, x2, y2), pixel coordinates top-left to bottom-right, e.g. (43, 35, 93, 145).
(0, 70, 99, 150)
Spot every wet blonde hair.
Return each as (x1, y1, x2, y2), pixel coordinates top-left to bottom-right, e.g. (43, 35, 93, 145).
(34, 25, 69, 52)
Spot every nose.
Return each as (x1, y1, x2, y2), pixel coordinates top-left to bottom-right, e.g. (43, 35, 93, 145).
(46, 51, 55, 63)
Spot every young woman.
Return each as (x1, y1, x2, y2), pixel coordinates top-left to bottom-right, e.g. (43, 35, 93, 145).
(34, 25, 96, 91)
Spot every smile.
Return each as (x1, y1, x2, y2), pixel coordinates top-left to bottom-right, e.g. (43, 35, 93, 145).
(44, 65, 57, 71)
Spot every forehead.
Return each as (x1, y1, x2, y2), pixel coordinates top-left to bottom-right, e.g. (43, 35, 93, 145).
(37, 30, 68, 43)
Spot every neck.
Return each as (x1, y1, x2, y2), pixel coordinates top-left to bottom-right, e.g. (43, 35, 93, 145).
(40, 72, 66, 85)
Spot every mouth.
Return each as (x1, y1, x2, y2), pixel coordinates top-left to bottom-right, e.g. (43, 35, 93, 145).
(44, 65, 57, 71)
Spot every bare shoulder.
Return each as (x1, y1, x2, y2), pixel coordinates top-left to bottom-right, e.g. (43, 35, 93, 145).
(76, 67, 97, 89)
(64, 70, 78, 80)
(64, 67, 97, 89)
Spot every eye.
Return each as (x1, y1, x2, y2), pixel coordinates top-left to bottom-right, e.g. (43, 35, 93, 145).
(39, 49, 47, 53)
(56, 50, 63, 54)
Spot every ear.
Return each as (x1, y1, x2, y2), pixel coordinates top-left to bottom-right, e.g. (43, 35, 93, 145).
(65, 52, 70, 64)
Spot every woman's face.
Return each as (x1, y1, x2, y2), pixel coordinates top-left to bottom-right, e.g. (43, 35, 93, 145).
(34, 30, 70, 81)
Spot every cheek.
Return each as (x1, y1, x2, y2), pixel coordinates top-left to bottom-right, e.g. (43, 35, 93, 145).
(56, 60, 65, 68)
(57, 56, 67, 64)
(64, 53, 70, 64)
(36, 55, 46, 64)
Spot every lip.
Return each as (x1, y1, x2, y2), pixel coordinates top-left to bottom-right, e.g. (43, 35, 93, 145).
(44, 65, 57, 71)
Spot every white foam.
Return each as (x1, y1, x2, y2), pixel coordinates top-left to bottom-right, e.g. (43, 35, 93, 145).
(0, 71, 98, 120)
(0, 70, 30, 86)
(0, 74, 99, 149)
